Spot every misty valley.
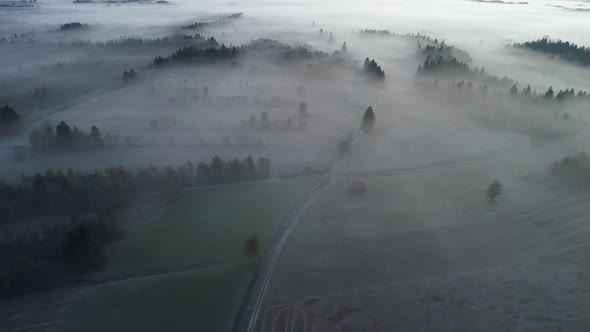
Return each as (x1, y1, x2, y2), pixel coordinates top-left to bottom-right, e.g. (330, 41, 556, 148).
(1, 0, 590, 331)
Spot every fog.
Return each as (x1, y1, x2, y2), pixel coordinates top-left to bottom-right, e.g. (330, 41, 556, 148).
(1, 0, 589, 177)
(2, 0, 590, 330)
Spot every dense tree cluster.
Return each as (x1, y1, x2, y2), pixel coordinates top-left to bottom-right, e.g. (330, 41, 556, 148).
(359, 29, 393, 36)
(0, 156, 272, 222)
(359, 30, 441, 40)
(26, 34, 219, 49)
(414, 38, 518, 88)
(154, 38, 335, 68)
(418, 39, 472, 64)
(181, 12, 243, 30)
(418, 57, 514, 87)
(122, 68, 137, 82)
(29, 121, 107, 150)
(363, 58, 385, 80)
(153, 44, 239, 66)
(0, 213, 122, 297)
(417, 55, 469, 74)
(104, 34, 217, 47)
(282, 47, 329, 60)
(245, 38, 292, 52)
(359, 30, 439, 40)
(181, 21, 208, 30)
(0, 104, 22, 135)
(59, 22, 89, 31)
(359, 30, 467, 53)
(514, 38, 590, 66)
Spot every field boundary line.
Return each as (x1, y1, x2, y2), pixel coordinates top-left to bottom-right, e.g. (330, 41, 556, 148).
(341, 144, 520, 179)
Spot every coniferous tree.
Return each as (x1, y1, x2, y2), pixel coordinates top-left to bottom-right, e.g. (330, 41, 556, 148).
(486, 180, 503, 203)
(341, 41, 348, 54)
(545, 86, 554, 99)
(361, 106, 376, 131)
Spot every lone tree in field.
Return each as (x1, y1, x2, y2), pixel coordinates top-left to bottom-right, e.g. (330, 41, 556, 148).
(244, 235, 260, 263)
(486, 180, 503, 203)
(361, 106, 375, 132)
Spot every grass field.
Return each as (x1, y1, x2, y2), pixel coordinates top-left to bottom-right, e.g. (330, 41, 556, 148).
(61, 178, 315, 332)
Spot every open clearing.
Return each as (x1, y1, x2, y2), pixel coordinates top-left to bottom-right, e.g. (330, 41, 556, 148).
(62, 265, 251, 332)
(256, 132, 590, 332)
(106, 179, 315, 277)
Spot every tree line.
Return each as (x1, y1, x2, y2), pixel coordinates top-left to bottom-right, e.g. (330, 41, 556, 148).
(282, 47, 329, 60)
(6, 33, 219, 49)
(153, 39, 339, 68)
(418, 56, 514, 87)
(153, 44, 240, 66)
(418, 39, 472, 64)
(434, 78, 590, 104)
(29, 121, 107, 150)
(359, 29, 394, 36)
(514, 38, 590, 66)
(180, 12, 243, 30)
(0, 156, 272, 222)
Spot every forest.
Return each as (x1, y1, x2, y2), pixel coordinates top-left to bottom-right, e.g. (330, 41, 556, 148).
(58, 22, 89, 31)
(153, 44, 240, 66)
(417, 39, 472, 64)
(417, 53, 515, 88)
(0, 156, 272, 222)
(0, 213, 122, 297)
(29, 121, 108, 150)
(0, 153, 271, 298)
(514, 38, 590, 66)
(180, 12, 243, 30)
